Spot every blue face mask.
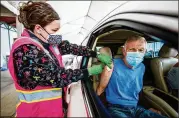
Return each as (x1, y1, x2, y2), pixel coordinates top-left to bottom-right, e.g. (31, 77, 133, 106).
(46, 34, 62, 45)
(40, 27, 62, 45)
(126, 52, 144, 69)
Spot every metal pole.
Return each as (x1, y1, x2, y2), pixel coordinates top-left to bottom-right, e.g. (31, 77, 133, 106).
(7, 25, 11, 50)
(154, 42, 156, 57)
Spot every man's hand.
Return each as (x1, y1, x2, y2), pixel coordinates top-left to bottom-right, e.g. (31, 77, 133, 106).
(97, 54, 112, 69)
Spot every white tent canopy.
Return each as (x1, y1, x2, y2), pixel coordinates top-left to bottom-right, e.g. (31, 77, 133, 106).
(47, 1, 127, 44)
(2, 1, 127, 44)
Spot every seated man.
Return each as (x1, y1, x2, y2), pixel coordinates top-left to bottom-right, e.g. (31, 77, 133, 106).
(167, 62, 179, 97)
(97, 36, 167, 118)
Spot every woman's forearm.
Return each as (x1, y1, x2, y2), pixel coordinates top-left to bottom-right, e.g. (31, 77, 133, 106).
(59, 40, 97, 57)
(13, 44, 89, 90)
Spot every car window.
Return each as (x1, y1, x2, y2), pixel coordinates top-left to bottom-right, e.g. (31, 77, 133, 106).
(145, 42, 164, 58)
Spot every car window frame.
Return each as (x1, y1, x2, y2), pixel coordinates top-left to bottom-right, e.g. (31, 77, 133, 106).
(80, 19, 177, 117)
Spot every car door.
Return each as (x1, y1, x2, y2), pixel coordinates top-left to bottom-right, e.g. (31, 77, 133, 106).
(79, 1, 178, 118)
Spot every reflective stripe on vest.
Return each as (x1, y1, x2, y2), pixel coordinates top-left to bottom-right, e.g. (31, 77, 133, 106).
(16, 88, 62, 103)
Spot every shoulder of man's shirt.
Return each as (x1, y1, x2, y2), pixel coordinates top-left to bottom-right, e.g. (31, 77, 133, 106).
(140, 63, 145, 69)
(113, 58, 122, 62)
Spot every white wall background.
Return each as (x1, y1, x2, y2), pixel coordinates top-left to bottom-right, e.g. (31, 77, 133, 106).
(0, 23, 17, 67)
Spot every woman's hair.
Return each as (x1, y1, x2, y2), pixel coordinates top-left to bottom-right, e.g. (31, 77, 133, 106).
(18, 1, 60, 31)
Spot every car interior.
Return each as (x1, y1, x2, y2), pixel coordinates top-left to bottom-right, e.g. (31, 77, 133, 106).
(87, 29, 179, 118)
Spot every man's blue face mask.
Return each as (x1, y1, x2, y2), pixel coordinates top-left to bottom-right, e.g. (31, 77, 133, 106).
(126, 52, 145, 69)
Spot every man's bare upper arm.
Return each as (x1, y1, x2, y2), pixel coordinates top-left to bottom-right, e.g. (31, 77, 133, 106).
(101, 63, 114, 79)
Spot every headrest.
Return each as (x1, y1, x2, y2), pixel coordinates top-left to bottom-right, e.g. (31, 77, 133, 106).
(116, 47, 123, 55)
(159, 45, 178, 58)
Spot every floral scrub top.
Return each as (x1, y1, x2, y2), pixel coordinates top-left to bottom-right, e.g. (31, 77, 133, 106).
(13, 31, 97, 90)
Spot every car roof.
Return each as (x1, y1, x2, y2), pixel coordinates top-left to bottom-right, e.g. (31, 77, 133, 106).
(86, 1, 178, 38)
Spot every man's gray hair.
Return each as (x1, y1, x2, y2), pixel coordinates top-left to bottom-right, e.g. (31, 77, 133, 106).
(124, 35, 147, 50)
